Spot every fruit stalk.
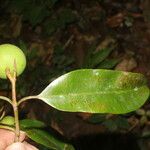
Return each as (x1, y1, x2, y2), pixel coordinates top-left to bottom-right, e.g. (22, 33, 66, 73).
(6, 63, 20, 142)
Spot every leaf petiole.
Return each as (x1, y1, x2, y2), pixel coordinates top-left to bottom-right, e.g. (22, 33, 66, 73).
(18, 96, 38, 106)
(0, 96, 12, 105)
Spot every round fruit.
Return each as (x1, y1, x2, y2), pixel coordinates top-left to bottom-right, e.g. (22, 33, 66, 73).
(0, 44, 26, 79)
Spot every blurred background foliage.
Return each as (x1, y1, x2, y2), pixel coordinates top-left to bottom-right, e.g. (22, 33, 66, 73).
(0, 0, 150, 149)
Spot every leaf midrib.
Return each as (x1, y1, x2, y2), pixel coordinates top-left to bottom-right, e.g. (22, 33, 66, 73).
(40, 86, 145, 97)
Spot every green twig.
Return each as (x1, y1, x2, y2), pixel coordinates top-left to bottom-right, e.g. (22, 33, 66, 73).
(6, 62, 20, 142)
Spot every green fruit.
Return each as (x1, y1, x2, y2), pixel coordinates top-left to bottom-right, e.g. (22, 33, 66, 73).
(0, 44, 26, 79)
(0, 116, 15, 126)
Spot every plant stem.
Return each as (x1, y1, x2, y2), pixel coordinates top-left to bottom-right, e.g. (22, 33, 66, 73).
(6, 65, 20, 142)
(12, 78, 20, 142)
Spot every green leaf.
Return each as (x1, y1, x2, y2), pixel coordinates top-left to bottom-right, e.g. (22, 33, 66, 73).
(25, 129, 75, 150)
(38, 69, 149, 114)
(20, 119, 46, 129)
(90, 48, 114, 67)
(98, 59, 119, 69)
(82, 44, 97, 68)
(0, 116, 14, 126)
(0, 116, 15, 131)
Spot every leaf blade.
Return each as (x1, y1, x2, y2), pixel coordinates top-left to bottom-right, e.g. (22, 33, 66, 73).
(25, 129, 74, 150)
(90, 48, 114, 67)
(20, 119, 46, 129)
(38, 69, 149, 114)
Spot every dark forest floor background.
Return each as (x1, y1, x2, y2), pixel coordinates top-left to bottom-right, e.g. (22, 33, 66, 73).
(0, 0, 150, 149)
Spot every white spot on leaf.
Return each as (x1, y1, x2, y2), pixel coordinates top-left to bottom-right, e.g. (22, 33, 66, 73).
(93, 70, 99, 76)
(134, 87, 138, 91)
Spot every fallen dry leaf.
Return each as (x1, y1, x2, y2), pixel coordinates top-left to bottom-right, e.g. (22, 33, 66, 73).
(115, 57, 137, 71)
(106, 12, 125, 28)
